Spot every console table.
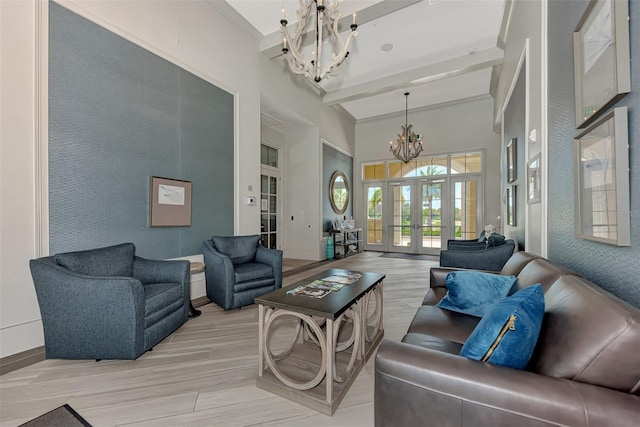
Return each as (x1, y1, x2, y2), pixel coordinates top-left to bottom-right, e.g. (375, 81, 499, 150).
(328, 228, 363, 259)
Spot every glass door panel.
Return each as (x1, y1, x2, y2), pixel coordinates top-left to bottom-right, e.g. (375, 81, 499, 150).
(389, 182, 413, 252)
(452, 178, 479, 241)
(364, 184, 383, 249)
(261, 174, 279, 249)
(418, 180, 446, 254)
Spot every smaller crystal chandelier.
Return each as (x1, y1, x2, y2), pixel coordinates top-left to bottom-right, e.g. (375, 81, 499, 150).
(280, 0, 358, 82)
(389, 92, 423, 163)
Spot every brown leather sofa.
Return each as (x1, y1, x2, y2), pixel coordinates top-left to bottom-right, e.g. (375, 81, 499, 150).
(375, 252, 640, 426)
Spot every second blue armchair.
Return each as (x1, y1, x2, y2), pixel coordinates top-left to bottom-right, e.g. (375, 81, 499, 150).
(202, 235, 283, 310)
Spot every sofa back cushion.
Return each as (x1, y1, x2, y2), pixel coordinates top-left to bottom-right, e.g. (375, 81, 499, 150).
(500, 251, 540, 277)
(530, 276, 640, 394)
(511, 258, 573, 294)
(212, 235, 261, 265)
(55, 243, 135, 277)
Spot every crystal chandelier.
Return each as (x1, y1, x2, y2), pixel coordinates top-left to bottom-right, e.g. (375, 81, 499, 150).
(389, 92, 423, 163)
(280, 0, 358, 83)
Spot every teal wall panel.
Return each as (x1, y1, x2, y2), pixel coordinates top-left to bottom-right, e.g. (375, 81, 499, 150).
(322, 144, 353, 231)
(49, 2, 234, 259)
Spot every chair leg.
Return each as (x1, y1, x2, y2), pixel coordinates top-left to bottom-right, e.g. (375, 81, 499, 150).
(188, 302, 202, 319)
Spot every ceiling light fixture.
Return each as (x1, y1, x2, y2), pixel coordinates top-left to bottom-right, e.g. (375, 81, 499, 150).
(389, 92, 423, 163)
(280, 0, 358, 82)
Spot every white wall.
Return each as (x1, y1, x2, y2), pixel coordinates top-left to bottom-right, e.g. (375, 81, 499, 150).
(259, 53, 356, 261)
(354, 97, 501, 237)
(493, 0, 546, 255)
(0, 0, 44, 358)
(283, 128, 322, 260)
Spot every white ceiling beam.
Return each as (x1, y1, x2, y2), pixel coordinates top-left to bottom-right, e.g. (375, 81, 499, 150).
(322, 46, 504, 106)
(259, 0, 423, 58)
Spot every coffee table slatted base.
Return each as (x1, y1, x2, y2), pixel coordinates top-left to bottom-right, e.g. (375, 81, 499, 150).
(256, 329, 383, 416)
(256, 274, 384, 416)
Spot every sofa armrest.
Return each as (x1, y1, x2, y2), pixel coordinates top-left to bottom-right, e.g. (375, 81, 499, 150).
(29, 258, 146, 359)
(256, 245, 283, 289)
(202, 240, 235, 309)
(375, 339, 640, 427)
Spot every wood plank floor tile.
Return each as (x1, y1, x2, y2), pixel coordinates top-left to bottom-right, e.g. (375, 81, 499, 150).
(0, 252, 437, 427)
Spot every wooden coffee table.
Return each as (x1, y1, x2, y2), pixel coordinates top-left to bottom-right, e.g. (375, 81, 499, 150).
(255, 268, 385, 415)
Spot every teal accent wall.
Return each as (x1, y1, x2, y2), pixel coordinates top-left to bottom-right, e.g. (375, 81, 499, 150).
(547, 0, 640, 307)
(49, 2, 234, 259)
(322, 144, 353, 231)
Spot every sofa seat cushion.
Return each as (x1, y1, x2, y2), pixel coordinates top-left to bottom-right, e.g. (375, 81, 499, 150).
(402, 332, 463, 355)
(55, 243, 135, 277)
(234, 278, 275, 293)
(460, 284, 545, 370)
(407, 305, 481, 344)
(530, 276, 640, 394)
(234, 263, 273, 283)
(212, 235, 260, 265)
(422, 287, 447, 306)
(436, 271, 516, 317)
(144, 282, 183, 316)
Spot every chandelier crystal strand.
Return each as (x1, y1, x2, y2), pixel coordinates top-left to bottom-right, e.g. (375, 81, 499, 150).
(280, 0, 358, 82)
(389, 92, 423, 163)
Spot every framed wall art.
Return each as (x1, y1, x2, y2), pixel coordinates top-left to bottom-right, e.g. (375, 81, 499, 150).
(527, 154, 541, 204)
(573, 0, 630, 129)
(574, 107, 630, 246)
(506, 138, 517, 183)
(506, 185, 517, 227)
(150, 176, 192, 227)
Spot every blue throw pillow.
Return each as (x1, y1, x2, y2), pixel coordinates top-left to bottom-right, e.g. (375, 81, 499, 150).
(435, 271, 517, 317)
(487, 233, 506, 247)
(459, 284, 545, 369)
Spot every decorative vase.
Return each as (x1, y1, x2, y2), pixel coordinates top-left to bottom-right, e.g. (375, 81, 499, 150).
(326, 236, 334, 260)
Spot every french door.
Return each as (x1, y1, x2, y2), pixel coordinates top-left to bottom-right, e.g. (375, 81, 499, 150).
(388, 179, 449, 255)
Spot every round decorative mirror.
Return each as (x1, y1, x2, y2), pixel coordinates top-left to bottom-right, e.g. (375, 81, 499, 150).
(329, 171, 349, 214)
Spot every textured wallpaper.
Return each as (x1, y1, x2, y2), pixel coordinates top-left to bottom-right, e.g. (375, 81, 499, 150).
(49, 2, 234, 259)
(547, 0, 640, 307)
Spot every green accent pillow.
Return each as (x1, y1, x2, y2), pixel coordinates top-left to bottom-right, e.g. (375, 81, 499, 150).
(435, 271, 517, 317)
(459, 284, 545, 369)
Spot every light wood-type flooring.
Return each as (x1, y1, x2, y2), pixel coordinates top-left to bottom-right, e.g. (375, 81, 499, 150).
(0, 252, 437, 427)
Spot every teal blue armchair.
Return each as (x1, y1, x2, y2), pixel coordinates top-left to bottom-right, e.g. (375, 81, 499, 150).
(29, 243, 190, 360)
(202, 235, 282, 310)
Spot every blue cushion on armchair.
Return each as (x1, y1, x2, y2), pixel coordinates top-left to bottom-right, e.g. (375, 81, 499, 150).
(487, 233, 506, 247)
(211, 235, 261, 265)
(435, 271, 516, 317)
(55, 243, 135, 277)
(460, 284, 545, 369)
